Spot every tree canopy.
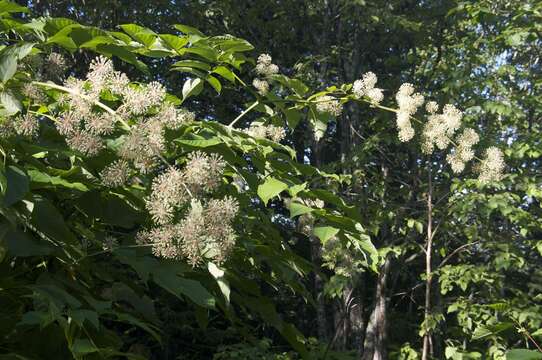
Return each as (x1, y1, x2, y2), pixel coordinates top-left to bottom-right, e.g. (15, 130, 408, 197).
(0, 0, 540, 359)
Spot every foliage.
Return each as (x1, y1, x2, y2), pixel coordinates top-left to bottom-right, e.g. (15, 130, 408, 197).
(0, 0, 539, 359)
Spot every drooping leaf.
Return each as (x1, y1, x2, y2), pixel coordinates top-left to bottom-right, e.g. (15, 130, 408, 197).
(3, 166, 28, 206)
(257, 177, 288, 205)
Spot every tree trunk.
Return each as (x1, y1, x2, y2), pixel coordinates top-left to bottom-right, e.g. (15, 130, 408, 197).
(362, 257, 391, 360)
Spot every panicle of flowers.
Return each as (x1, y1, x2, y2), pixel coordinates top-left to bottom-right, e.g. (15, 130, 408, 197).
(446, 128, 480, 173)
(21, 83, 46, 103)
(183, 151, 226, 193)
(139, 196, 239, 266)
(316, 95, 343, 117)
(55, 112, 78, 136)
(421, 103, 463, 154)
(100, 160, 131, 187)
(200, 196, 239, 264)
(87, 56, 115, 92)
(145, 166, 187, 225)
(139, 224, 184, 260)
(119, 127, 158, 173)
(255, 53, 279, 77)
(85, 113, 116, 135)
(252, 78, 269, 96)
(62, 77, 95, 117)
(352, 72, 384, 104)
(65, 130, 103, 156)
(118, 81, 166, 116)
(44, 52, 67, 80)
(394, 83, 424, 142)
(13, 113, 39, 137)
(156, 105, 195, 130)
(246, 124, 286, 142)
(144, 152, 226, 225)
(477, 146, 505, 183)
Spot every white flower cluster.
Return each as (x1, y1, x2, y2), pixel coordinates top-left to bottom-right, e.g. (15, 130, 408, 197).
(252, 78, 269, 96)
(145, 151, 225, 224)
(422, 103, 463, 154)
(246, 124, 286, 142)
(352, 72, 384, 104)
(14, 113, 40, 137)
(252, 54, 279, 97)
(100, 160, 132, 188)
(138, 151, 239, 265)
(477, 146, 505, 183)
(55, 56, 194, 171)
(139, 195, 238, 266)
(316, 95, 343, 117)
(255, 54, 279, 77)
(446, 128, 479, 173)
(395, 83, 425, 142)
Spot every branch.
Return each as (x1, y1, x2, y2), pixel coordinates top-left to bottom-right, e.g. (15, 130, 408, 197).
(438, 241, 481, 268)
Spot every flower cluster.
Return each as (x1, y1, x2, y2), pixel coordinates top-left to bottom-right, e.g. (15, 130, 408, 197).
(100, 160, 131, 187)
(352, 72, 384, 104)
(477, 147, 505, 183)
(252, 78, 269, 96)
(145, 152, 225, 223)
(54, 56, 194, 171)
(252, 54, 279, 97)
(446, 128, 479, 173)
(139, 151, 238, 265)
(421, 104, 463, 153)
(316, 95, 343, 117)
(255, 54, 279, 77)
(246, 124, 286, 142)
(14, 113, 40, 137)
(139, 196, 238, 266)
(395, 83, 425, 142)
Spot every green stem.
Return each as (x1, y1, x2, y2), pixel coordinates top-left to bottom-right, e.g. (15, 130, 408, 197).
(233, 72, 248, 87)
(228, 100, 259, 128)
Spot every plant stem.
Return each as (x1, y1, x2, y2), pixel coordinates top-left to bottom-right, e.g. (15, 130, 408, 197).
(422, 158, 434, 360)
(228, 100, 259, 128)
(32, 81, 131, 131)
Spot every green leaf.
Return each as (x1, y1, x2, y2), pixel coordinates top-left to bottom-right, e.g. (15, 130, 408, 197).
(152, 269, 215, 309)
(206, 75, 221, 93)
(96, 44, 148, 74)
(0, 52, 17, 83)
(257, 177, 288, 205)
(212, 66, 235, 83)
(289, 202, 313, 218)
(4, 166, 28, 206)
(0, 90, 21, 115)
(28, 169, 88, 191)
(179, 46, 218, 62)
(181, 78, 203, 101)
(506, 349, 542, 360)
(288, 183, 306, 197)
(79, 35, 116, 49)
(70, 339, 99, 356)
(31, 197, 78, 246)
(0, 1, 28, 14)
(208, 262, 230, 304)
(159, 34, 188, 52)
(175, 138, 222, 148)
(0, 222, 52, 257)
(313, 226, 339, 243)
(173, 24, 204, 37)
(172, 59, 211, 71)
